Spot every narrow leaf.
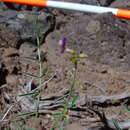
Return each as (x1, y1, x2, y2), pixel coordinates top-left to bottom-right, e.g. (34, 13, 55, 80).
(59, 127, 64, 130)
(16, 112, 36, 117)
(112, 119, 122, 130)
(52, 112, 64, 119)
(23, 42, 37, 48)
(39, 36, 44, 46)
(36, 34, 45, 47)
(40, 51, 47, 62)
(123, 104, 130, 113)
(24, 56, 39, 62)
(40, 68, 48, 78)
(71, 95, 79, 106)
(36, 35, 40, 47)
(19, 91, 39, 97)
(21, 72, 40, 79)
(57, 101, 66, 106)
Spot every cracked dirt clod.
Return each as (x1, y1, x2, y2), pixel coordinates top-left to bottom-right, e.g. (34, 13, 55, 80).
(0, 26, 19, 48)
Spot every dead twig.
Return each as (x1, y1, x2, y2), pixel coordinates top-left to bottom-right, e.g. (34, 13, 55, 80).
(1, 105, 14, 120)
(31, 71, 58, 93)
(107, 119, 130, 129)
(89, 92, 130, 104)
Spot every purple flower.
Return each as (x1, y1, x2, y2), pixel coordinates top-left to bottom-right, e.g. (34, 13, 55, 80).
(59, 37, 67, 53)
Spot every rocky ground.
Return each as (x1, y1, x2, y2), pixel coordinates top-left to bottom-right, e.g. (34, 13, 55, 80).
(1, 0, 130, 130)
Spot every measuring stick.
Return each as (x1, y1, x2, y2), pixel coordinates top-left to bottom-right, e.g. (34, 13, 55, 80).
(1, 0, 130, 19)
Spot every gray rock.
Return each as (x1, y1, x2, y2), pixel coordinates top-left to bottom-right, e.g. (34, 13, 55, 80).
(80, 0, 115, 6)
(110, 0, 130, 9)
(0, 2, 43, 11)
(80, 0, 100, 5)
(99, 0, 115, 6)
(0, 10, 55, 48)
(46, 12, 130, 71)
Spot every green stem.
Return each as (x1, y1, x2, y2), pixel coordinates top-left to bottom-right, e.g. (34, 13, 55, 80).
(38, 47, 42, 85)
(36, 36, 42, 117)
(68, 62, 77, 102)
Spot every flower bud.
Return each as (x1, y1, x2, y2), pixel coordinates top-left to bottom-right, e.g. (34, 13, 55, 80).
(66, 48, 76, 55)
(78, 53, 87, 59)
